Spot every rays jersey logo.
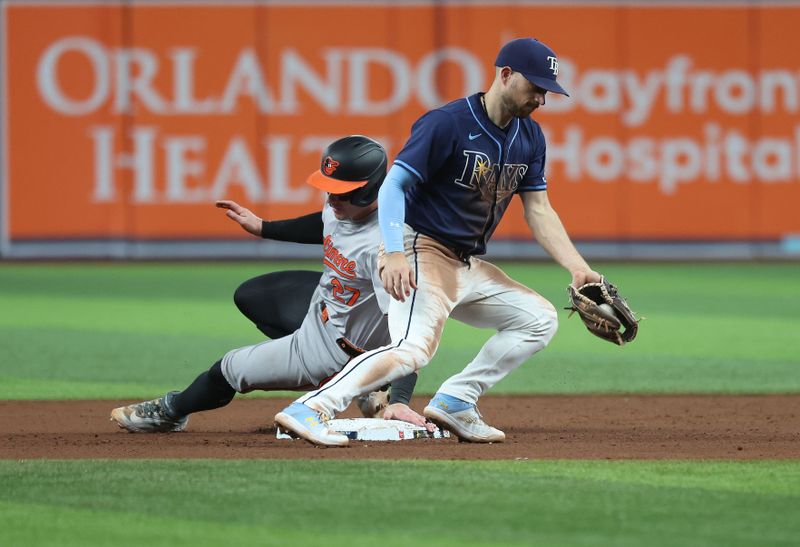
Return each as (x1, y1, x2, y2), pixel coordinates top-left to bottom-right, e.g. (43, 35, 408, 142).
(454, 150, 528, 202)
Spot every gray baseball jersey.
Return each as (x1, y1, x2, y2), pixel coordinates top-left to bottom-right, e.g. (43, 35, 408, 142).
(221, 204, 390, 393)
(316, 205, 390, 351)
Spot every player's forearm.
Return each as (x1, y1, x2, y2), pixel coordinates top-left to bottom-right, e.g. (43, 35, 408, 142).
(525, 199, 591, 275)
(378, 165, 416, 253)
(260, 211, 324, 243)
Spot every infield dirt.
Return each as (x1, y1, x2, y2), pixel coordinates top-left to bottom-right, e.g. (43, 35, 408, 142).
(2, 395, 798, 460)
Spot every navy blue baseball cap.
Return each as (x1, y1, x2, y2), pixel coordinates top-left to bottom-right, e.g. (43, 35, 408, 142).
(495, 38, 569, 96)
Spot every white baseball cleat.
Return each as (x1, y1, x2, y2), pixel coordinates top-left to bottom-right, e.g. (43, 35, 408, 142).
(274, 403, 349, 447)
(423, 393, 505, 443)
(110, 392, 188, 433)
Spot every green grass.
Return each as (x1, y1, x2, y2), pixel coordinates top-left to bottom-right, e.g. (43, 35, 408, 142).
(2, 263, 799, 546)
(1, 262, 799, 398)
(1, 459, 798, 547)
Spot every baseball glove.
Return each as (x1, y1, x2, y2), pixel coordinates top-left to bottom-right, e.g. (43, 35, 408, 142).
(566, 276, 638, 346)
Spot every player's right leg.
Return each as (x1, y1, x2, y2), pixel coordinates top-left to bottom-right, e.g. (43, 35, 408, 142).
(110, 359, 234, 433)
(110, 392, 190, 433)
(111, 310, 341, 433)
(112, 271, 323, 432)
(277, 233, 468, 444)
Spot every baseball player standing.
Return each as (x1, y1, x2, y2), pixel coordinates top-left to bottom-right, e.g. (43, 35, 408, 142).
(111, 136, 427, 436)
(276, 38, 603, 446)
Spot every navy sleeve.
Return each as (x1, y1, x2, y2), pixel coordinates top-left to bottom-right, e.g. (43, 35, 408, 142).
(517, 122, 548, 193)
(394, 109, 458, 183)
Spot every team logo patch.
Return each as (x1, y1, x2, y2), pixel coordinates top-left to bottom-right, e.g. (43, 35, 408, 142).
(454, 150, 528, 202)
(322, 156, 340, 176)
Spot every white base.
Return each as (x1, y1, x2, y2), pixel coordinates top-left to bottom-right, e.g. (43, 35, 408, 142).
(276, 418, 450, 442)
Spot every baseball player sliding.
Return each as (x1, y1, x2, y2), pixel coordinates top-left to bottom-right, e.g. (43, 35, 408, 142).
(276, 38, 604, 446)
(111, 136, 429, 433)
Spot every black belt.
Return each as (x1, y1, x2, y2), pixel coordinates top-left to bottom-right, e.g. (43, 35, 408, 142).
(320, 303, 365, 359)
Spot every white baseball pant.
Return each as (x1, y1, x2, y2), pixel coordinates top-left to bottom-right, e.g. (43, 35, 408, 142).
(298, 228, 558, 417)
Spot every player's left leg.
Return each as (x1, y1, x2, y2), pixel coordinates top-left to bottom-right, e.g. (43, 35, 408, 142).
(422, 259, 557, 442)
(438, 258, 558, 403)
(234, 270, 321, 338)
(292, 234, 468, 420)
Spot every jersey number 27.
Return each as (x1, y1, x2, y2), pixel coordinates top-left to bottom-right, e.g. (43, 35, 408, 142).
(331, 278, 360, 306)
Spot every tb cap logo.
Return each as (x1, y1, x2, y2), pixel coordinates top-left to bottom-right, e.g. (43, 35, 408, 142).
(547, 56, 559, 76)
(494, 38, 569, 96)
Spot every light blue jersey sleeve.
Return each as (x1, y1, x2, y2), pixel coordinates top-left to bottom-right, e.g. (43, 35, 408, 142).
(378, 164, 417, 253)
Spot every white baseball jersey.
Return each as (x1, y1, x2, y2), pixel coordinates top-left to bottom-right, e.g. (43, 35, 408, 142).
(221, 203, 390, 393)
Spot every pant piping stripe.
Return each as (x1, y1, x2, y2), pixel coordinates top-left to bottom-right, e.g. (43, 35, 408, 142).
(401, 232, 421, 340)
(301, 233, 421, 403)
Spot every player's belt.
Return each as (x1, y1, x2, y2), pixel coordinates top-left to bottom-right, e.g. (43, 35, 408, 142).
(415, 230, 472, 262)
(438, 243, 472, 264)
(335, 337, 365, 359)
(320, 303, 365, 359)
(450, 246, 472, 262)
(434, 238, 472, 263)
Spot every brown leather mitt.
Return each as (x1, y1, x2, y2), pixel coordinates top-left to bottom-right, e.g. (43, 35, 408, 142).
(566, 276, 639, 346)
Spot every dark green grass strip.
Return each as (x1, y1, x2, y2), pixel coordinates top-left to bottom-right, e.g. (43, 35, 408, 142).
(1, 460, 798, 547)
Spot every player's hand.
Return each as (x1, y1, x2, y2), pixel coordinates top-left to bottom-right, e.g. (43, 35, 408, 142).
(215, 200, 262, 237)
(381, 252, 417, 302)
(570, 269, 602, 288)
(383, 403, 435, 433)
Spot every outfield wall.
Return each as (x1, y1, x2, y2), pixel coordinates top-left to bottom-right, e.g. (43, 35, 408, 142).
(1, 1, 800, 259)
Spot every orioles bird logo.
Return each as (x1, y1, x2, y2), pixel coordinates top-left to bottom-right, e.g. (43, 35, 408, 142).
(323, 156, 340, 176)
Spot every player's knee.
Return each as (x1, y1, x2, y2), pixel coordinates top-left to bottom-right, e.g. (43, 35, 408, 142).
(395, 340, 434, 372)
(392, 359, 419, 380)
(233, 281, 256, 315)
(521, 304, 559, 346)
(539, 306, 559, 346)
